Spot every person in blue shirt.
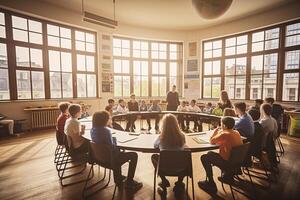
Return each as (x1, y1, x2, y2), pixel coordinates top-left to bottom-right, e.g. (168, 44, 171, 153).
(234, 102, 255, 140)
(90, 111, 143, 192)
(147, 100, 162, 131)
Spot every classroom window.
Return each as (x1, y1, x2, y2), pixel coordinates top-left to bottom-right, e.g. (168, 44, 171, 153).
(0, 43, 9, 100)
(286, 22, 300, 47)
(0, 12, 5, 38)
(252, 28, 279, 52)
(204, 40, 222, 59)
(225, 35, 248, 56)
(133, 61, 148, 97)
(113, 38, 130, 57)
(75, 30, 95, 52)
(47, 24, 71, 49)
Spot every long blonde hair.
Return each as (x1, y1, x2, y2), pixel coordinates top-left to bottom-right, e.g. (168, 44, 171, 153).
(159, 114, 185, 148)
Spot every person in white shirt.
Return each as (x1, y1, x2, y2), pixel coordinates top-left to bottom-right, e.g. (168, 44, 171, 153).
(177, 101, 188, 131)
(64, 104, 88, 153)
(259, 103, 278, 148)
(116, 99, 129, 113)
(187, 99, 202, 132)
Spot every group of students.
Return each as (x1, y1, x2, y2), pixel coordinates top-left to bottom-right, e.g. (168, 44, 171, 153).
(55, 90, 284, 196)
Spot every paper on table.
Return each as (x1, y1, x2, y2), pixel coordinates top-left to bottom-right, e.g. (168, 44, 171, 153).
(117, 134, 139, 143)
(193, 136, 209, 144)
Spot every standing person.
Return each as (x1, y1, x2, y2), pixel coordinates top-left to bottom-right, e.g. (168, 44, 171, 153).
(187, 99, 201, 132)
(219, 90, 233, 110)
(177, 101, 189, 131)
(147, 100, 162, 131)
(127, 94, 139, 132)
(64, 104, 89, 153)
(56, 102, 70, 143)
(152, 114, 186, 197)
(198, 117, 242, 193)
(90, 111, 143, 191)
(0, 114, 14, 135)
(166, 85, 180, 111)
(265, 97, 284, 135)
(234, 102, 255, 140)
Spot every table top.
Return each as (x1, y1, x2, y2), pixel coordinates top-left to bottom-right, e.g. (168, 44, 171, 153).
(80, 116, 219, 153)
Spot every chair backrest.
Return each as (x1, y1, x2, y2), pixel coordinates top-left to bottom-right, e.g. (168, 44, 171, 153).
(228, 142, 251, 168)
(89, 141, 115, 169)
(158, 150, 192, 177)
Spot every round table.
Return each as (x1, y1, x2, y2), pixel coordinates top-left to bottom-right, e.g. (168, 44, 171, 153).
(80, 112, 221, 153)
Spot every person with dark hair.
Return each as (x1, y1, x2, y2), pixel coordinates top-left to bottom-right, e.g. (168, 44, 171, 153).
(166, 85, 180, 111)
(127, 94, 139, 132)
(116, 99, 129, 113)
(105, 105, 124, 131)
(108, 99, 117, 114)
(90, 111, 143, 191)
(198, 117, 242, 193)
(234, 102, 255, 140)
(203, 102, 213, 113)
(260, 103, 278, 147)
(56, 102, 70, 141)
(64, 104, 89, 153)
(187, 100, 201, 132)
(147, 100, 161, 131)
(219, 90, 233, 110)
(177, 101, 189, 130)
(264, 97, 284, 135)
(251, 99, 263, 111)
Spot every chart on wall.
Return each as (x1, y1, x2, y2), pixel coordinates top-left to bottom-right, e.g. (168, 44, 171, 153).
(101, 34, 113, 93)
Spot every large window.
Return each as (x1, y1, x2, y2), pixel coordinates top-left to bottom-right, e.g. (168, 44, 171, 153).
(202, 19, 300, 102)
(0, 8, 98, 101)
(113, 36, 183, 97)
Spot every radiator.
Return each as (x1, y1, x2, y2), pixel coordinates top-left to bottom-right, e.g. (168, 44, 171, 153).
(31, 109, 60, 129)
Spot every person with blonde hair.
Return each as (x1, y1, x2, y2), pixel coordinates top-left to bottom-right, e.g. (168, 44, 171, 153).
(152, 114, 186, 196)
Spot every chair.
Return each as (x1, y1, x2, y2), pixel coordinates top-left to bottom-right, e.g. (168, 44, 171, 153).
(54, 130, 66, 164)
(218, 142, 251, 200)
(82, 142, 118, 199)
(57, 134, 89, 187)
(153, 150, 195, 200)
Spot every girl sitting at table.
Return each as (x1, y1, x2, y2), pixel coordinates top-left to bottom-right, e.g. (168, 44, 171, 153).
(152, 114, 186, 196)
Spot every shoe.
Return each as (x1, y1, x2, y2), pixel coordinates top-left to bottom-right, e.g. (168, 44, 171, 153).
(158, 180, 170, 188)
(125, 180, 143, 192)
(217, 176, 234, 184)
(157, 187, 167, 197)
(148, 127, 152, 131)
(198, 180, 217, 193)
(173, 182, 185, 197)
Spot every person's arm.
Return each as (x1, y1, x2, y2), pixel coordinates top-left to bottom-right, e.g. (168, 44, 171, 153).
(210, 132, 225, 144)
(166, 92, 170, 103)
(210, 128, 220, 141)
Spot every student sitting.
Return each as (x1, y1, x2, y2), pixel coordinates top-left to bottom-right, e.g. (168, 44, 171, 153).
(187, 99, 201, 132)
(223, 108, 236, 117)
(116, 99, 129, 114)
(105, 105, 124, 131)
(0, 113, 14, 135)
(212, 103, 223, 116)
(147, 100, 161, 131)
(90, 111, 143, 191)
(248, 109, 264, 159)
(202, 102, 213, 114)
(127, 94, 139, 132)
(177, 101, 189, 130)
(108, 98, 117, 112)
(64, 104, 89, 153)
(234, 102, 255, 140)
(251, 99, 263, 112)
(198, 117, 242, 193)
(152, 114, 186, 196)
(264, 97, 283, 135)
(259, 103, 278, 148)
(56, 102, 70, 143)
(139, 100, 148, 111)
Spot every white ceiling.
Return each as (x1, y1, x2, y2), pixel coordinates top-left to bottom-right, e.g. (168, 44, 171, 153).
(38, 0, 297, 30)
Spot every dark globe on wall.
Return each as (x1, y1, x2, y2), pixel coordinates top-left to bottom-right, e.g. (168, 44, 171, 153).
(192, 0, 233, 19)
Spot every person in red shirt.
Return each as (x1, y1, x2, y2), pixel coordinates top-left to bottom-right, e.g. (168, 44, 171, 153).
(56, 102, 70, 143)
(198, 116, 242, 193)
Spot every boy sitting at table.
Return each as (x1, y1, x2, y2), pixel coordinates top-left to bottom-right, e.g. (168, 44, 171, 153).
(198, 117, 242, 193)
(56, 102, 70, 143)
(187, 99, 202, 132)
(147, 100, 162, 131)
(139, 100, 148, 111)
(203, 102, 213, 114)
(64, 104, 89, 154)
(177, 101, 189, 131)
(90, 111, 143, 191)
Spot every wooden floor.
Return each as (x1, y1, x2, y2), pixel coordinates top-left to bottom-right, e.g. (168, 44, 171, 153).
(0, 128, 300, 200)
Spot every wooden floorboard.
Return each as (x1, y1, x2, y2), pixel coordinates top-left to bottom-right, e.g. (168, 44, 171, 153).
(0, 129, 300, 200)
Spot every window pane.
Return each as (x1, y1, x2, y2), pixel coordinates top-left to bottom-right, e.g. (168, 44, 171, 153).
(113, 47, 121, 56)
(159, 62, 166, 74)
(30, 48, 43, 68)
(114, 76, 122, 96)
(61, 52, 72, 72)
(212, 77, 221, 98)
(16, 70, 31, 99)
(152, 76, 159, 96)
(28, 20, 42, 33)
(170, 76, 177, 90)
(286, 35, 300, 47)
(225, 47, 235, 56)
(212, 60, 220, 74)
(170, 62, 177, 76)
(133, 49, 140, 58)
(113, 39, 121, 47)
(141, 61, 148, 75)
(62, 73, 73, 98)
(213, 40, 222, 49)
(49, 50, 60, 71)
(213, 49, 221, 57)
(13, 29, 28, 42)
(263, 74, 277, 99)
(286, 23, 300, 36)
(48, 35, 60, 47)
(12, 16, 27, 30)
(86, 43, 95, 52)
(252, 42, 264, 52)
(29, 32, 43, 44)
(204, 61, 212, 75)
(86, 56, 95, 72)
(87, 74, 96, 97)
(235, 76, 246, 99)
(75, 31, 85, 41)
(251, 55, 263, 74)
(77, 74, 87, 97)
(123, 76, 130, 96)
(252, 31, 264, 42)
(134, 76, 141, 96)
(170, 44, 177, 52)
(122, 48, 130, 57)
(0, 26, 5, 38)
(204, 50, 212, 59)
(226, 37, 236, 47)
(133, 61, 141, 75)
(285, 50, 300, 70)
(236, 57, 247, 75)
(122, 60, 130, 73)
(203, 78, 211, 98)
(86, 33, 95, 43)
(264, 53, 277, 73)
(225, 59, 235, 75)
(114, 59, 122, 73)
(225, 76, 235, 99)
(122, 40, 130, 48)
(61, 38, 71, 49)
(32, 71, 45, 99)
(77, 54, 86, 71)
(76, 41, 85, 51)
(160, 77, 166, 96)
(0, 13, 4, 25)
(237, 35, 247, 45)
(0, 69, 10, 100)
(250, 75, 262, 99)
(204, 42, 212, 51)
(60, 27, 71, 38)
(265, 39, 278, 50)
(141, 76, 148, 96)
(283, 73, 299, 101)
(265, 28, 279, 40)
(47, 24, 59, 36)
(236, 44, 247, 54)
(50, 72, 61, 98)
(152, 62, 159, 74)
(16, 46, 30, 67)
(0, 43, 8, 68)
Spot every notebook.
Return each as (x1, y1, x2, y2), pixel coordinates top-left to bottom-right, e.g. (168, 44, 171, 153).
(193, 136, 209, 144)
